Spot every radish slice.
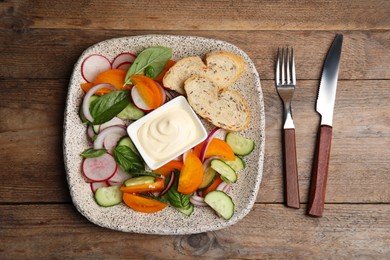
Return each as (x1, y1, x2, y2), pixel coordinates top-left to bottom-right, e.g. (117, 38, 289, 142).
(99, 117, 126, 133)
(90, 181, 109, 193)
(103, 133, 123, 153)
(82, 153, 117, 182)
(131, 85, 153, 112)
(82, 83, 116, 123)
(111, 52, 136, 69)
(108, 166, 131, 184)
(81, 54, 112, 83)
(93, 125, 126, 149)
(199, 127, 221, 162)
(116, 62, 132, 71)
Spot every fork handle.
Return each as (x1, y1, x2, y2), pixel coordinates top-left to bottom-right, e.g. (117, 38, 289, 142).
(308, 125, 332, 217)
(283, 128, 300, 209)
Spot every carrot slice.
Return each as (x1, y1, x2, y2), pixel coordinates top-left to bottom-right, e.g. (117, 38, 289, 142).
(129, 74, 163, 109)
(122, 193, 168, 213)
(194, 138, 235, 161)
(202, 175, 223, 197)
(120, 178, 165, 193)
(153, 160, 183, 177)
(80, 82, 113, 96)
(93, 69, 131, 90)
(178, 152, 204, 194)
(154, 59, 176, 83)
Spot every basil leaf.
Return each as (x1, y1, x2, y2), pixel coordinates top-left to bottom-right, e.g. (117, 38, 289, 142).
(165, 170, 192, 209)
(113, 145, 145, 172)
(128, 170, 161, 178)
(90, 90, 130, 125)
(80, 148, 107, 158)
(125, 46, 172, 82)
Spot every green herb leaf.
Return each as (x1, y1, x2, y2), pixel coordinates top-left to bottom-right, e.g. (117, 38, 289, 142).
(125, 46, 172, 83)
(90, 90, 130, 125)
(113, 145, 145, 172)
(80, 148, 107, 158)
(165, 170, 192, 209)
(128, 170, 161, 178)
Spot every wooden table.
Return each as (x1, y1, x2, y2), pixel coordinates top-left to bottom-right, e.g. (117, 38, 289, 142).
(1, 0, 389, 258)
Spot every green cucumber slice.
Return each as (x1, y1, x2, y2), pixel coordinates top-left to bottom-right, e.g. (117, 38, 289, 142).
(94, 185, 122, 207)
(198, 167, 218, 190)
(224, 155, 245, 172)
(210, 159, 237, 183)
(204, 190, 235, 220)
(117, 102, 144, 120)
(124, 176, 155, 187)
(117, 136, 140, 156)
(225, 132, 255, 156)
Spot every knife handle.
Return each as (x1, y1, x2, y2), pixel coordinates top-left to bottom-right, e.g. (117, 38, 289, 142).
(308, 125, 332, 217)
(283, 128, 300, 209)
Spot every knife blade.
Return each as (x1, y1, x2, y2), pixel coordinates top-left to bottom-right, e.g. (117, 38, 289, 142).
(308, 34, 343, 217)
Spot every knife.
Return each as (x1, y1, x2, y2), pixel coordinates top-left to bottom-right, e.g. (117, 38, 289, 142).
(308, 34, 343, 217)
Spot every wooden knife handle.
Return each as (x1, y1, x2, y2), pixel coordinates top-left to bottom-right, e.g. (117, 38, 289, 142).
(283, 128, 300, 209)
(308, 125, 333, 217)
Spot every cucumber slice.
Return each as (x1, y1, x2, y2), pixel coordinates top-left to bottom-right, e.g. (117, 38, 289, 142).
(124, 176, 155, 187)
(117, 136, 140, 156)
(224, 155, 245, 172)
(210, 159, 237, 183)
(204, 190, 235, 220)
(225, 132, 255, 156)
(117, 102, 144, 120)
(198, 167, 217, 190)
(94, 185, 122, 207)
(176, 204, 194, 216)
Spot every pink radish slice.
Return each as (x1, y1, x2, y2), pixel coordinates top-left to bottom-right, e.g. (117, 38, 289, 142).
(103, 133, 124, 153)
(131, 86, 153, 112)
(199, 127, 221, 162)
(90, 181, 109, 193)
(111, 52, 136, 69)
(82, 153, 117, 182)
(108, 166, 131, 184)
(93, 125, 126, 149)
(81, 54, 112, 83)
(116, 62, 132, 71)
(82, 83, 116, 123)
(99, 117, 126, 133)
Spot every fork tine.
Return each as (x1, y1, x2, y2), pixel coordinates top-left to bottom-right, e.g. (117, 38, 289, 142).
(291, 48, 296, 85)
(286, 48, 290, 84)
(276, 48, 280, 85)
(281, 48, 285, 85)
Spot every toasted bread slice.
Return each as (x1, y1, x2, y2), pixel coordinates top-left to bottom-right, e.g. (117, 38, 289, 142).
(162, 56, 206, 95)
(204, 51, 245, 89)
(185, 76, 250, 132)
(163, 51, 245, 94)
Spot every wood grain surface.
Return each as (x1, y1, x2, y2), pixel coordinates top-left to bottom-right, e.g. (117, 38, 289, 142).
(1, 0, 389, 258)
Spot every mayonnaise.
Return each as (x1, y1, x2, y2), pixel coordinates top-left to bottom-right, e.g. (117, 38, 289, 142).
(137, 108, 203, 163)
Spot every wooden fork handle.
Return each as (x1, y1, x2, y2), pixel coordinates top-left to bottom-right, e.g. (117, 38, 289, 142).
(308, 125, 332, 217)
(283, 128, 300, 209)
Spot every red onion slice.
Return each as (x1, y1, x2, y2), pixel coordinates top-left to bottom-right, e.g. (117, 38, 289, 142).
(82, 83, 116, 123)
(199, 127, 221, 162)
(190, 195, 208, 207)
(159, 172, 175, 196)
(93, 125, 126, 149)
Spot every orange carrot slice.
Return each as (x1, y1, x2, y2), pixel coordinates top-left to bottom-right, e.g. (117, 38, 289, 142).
(122, 193, 168, 213)
(93, 69, 130, 90)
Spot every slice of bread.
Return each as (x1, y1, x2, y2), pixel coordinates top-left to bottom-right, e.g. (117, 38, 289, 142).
(184, 76, 250, 132)
(204, 51, 245, 89)
(163, 51, 245, 94)
(162, 56, 206, 95)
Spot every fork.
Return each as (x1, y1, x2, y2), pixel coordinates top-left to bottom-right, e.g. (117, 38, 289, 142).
(275, 47, 300, 209)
